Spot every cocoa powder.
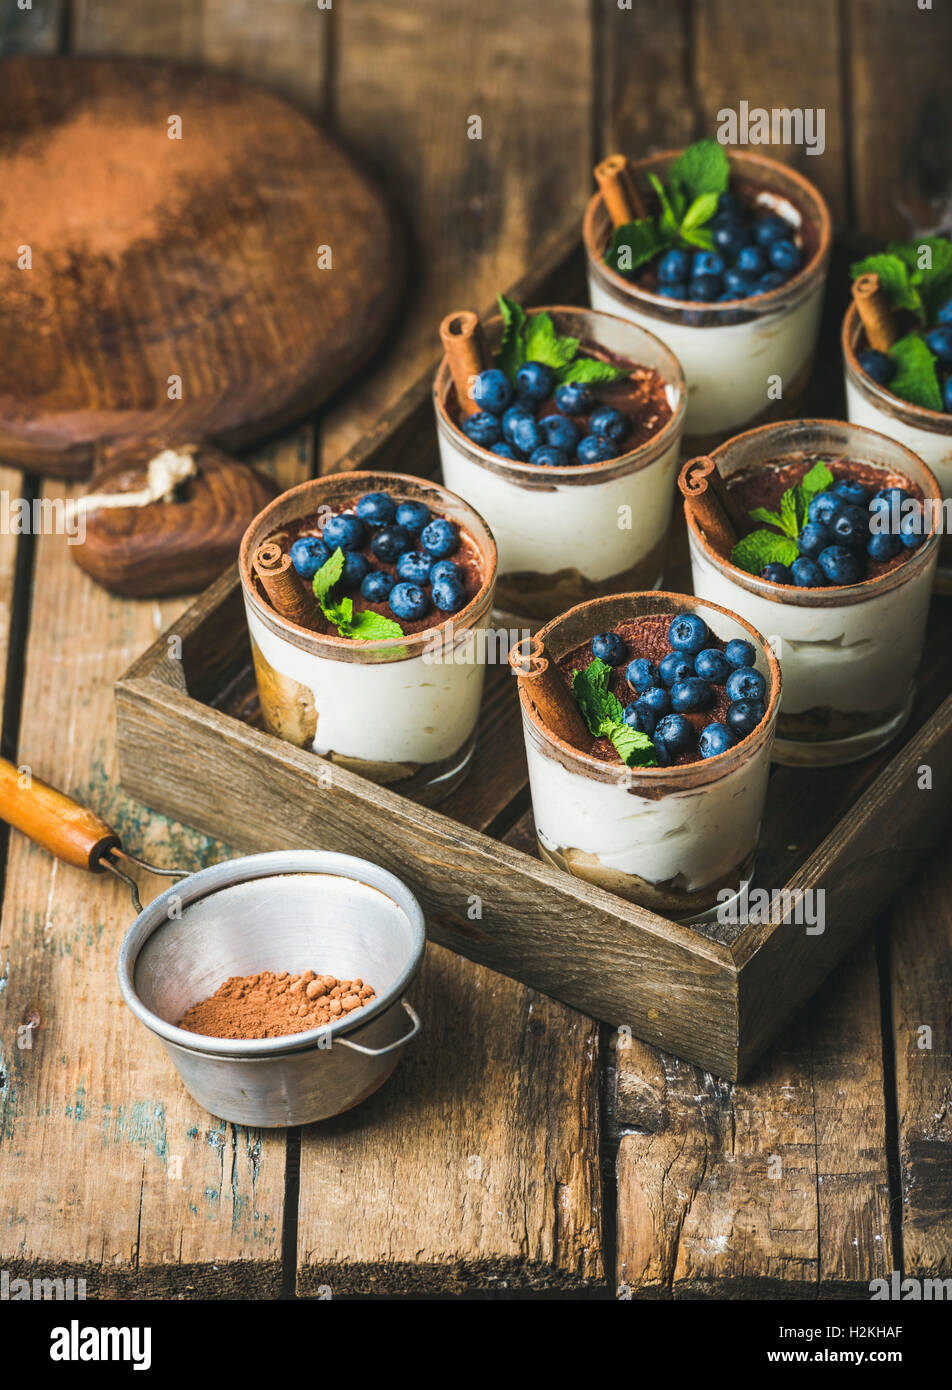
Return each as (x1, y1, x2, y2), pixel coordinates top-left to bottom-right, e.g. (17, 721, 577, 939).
(178, 970, 377, 1040)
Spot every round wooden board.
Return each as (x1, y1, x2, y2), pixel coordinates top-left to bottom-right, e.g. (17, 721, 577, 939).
(0, 56, 403, 477)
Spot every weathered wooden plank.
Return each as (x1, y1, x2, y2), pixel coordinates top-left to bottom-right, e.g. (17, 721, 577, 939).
(318, 0, 594, 468)
(597, 0, 695, 156)
(0, 0, 63, 55)
(73, 0, 329, 112)
(0, 436, 309, 1295)
(889, 856, 952, 1280)
(615, 940, 892, 1299)
(848, 0, 952, 240)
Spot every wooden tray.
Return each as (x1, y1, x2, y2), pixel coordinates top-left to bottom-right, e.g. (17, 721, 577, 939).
(114, 439, 952, 1080)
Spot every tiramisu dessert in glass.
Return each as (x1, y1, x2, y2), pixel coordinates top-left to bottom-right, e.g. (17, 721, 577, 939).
(682, 419, 940, 766)
(582, 140, 831, 451)
(239, 471, 496, 803)
(842, 238, 952, 590)
(510, 592, 780, 919)
(433, 300, 685, 625)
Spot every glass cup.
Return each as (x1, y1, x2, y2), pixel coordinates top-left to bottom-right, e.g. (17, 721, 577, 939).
(685, 420, 941, 766)
(433, 305, 686, 627)
(843, 301, 952, 592)
(515, 591, 781, 920)
(582, 150, 832, 453)
(239, 471, 497, 804)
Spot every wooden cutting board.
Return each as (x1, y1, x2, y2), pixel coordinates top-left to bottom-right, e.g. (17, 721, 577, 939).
(0, 56, 403, 476)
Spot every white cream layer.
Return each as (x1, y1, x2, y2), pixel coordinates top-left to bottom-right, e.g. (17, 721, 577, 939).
(688, 537, 936, 717)
(438, 427, 680, 584)
(588, 276, 825, 438)
(245, 599, 488, 765)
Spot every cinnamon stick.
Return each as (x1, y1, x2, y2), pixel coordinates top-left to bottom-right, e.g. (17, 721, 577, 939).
(594, 153, 646, 226)
(678, 456, 739, 557)
(509, 636, 591, 748)
(851, 273, 898, 352)
(253, 541, 314, 626)
(439, 309, 488, 417)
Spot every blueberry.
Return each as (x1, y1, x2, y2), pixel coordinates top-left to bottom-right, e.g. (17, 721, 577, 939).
(355, 491, 396, 527)
(754, 213, 790, 246)
(654, 713, 694, 756)
(831, 504, 869, 548)
(322, 513, 366, 552)
(657, 248, 691, 283)
(589, 406, 630, 444)
(395, 550, 433, 584)
(713, 222, 750, 261)
(289, 536, 330, 579)
(540, 414, 580, 453)
(807, 491, 842, 527)
(395, 501, 431, 534)
(420, 517, 459, 558)
(761, 562, 793, 584)
(689, 273, 722, 302)
(726, 667, 766, 703)
(717, 191, 742, 217)
(870, 486, 911, 518)
(798, 521, 831, 558)
(830, 478, 869, 508)
(857, 349, 894, 386)
(791, 555, 825, 587)
(639, 685, 671, 716)
(529, 445, 571, 467)
(768, 239, 802, 275)
(659, 651, 694, 687)
(671, 677, 714, 713)
(667, 612, 709, 655)
(944, 377, 952, 413)
(626, 657, 660, 693)
(339, 552, 370, 590)
(658, 282, 688, 299)
(360, 570, 396, 603)
(502, 404, 534, 444)
(694, 648, 732, 683)
(516, 360, 554, 403)
(577, 434, 616, 465)
(867, 531, 902, 563)
(736, 245, 766, 277)
(491, 442, 518, 458)
(472, 368, 513, 414)
(692, 250, 725, 278)
(723, 267, 753, 298)
(818, 544, 865, 584)
(623, 701, 657, 736)
(430, 559, 463, 586)
(724, 638, 756, 668)
(389, 582, 430, 622)
(591, 632, 627, 666)
(937, 299, 952, 324)
(925, 326, 952, 364)
(899, 512, 925, 549)
(699, 723, 735, 759)
(554, 382, 594, 414)
(755, 271, 787, 293)
(462, 410, 502, 447)
(725, 698, 765, 739)
(432, 575, 467, 613)
(371, 524, 415, 564)
(509, 411, 543, 456)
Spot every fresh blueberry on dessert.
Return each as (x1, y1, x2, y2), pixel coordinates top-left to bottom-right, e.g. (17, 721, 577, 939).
(289, 536, 330, 580)
(602, 139, 805, 305)
(395, 500, 431, 534)
(355, 491, 397, 526)
(558, 611, 769, 768)
(727, 456, 929, 589)
(471, 368, 513, 414)
(322, 514, 365, 552)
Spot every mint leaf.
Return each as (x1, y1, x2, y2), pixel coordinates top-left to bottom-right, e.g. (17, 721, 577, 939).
(571, 657, 615, 736)
(556, 356, 628, 385)
(801, 460, 834, 497)
(340, 609, 404, 640)
(605, 219, 669, 278)
(681, 191, 719, 234)
(748, 506, 786, 533)
(851, 252, 924, 319)
(604, 720, 658, 767)
(679, 225, 714, 251)
(889, 332, 943, 411)
(496, 294, 528, 381)
(523, 311, 579, 370)
(667, 139, 730, 203)
(648, 172, 680, 239)
(893, 236, 952, 318)
(312, 546, 344, 603)
(731, 530, 799, 575)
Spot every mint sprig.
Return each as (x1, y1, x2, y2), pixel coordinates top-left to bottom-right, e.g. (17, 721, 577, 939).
(730, 461, 833, 575)
(851, 235, 952, 324)
(604, 138, 730, 277)
(571, 657, 658, 767)
(312, 547, 404, 640)
(889, 332, 943, 411)
(494, 296, 628, 386)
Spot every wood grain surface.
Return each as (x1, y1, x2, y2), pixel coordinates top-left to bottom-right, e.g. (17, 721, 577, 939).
(0, 55, 400, 475)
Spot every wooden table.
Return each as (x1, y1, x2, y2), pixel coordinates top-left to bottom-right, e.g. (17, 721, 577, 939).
(0, 0, 949, 1298)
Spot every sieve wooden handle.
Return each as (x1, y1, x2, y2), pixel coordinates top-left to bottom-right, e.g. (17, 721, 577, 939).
(0, 756, 120, 871)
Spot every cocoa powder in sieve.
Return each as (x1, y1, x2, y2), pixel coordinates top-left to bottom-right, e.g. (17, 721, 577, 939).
(178, 970, 377, 1040)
